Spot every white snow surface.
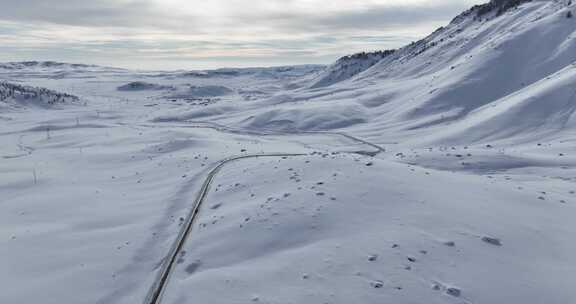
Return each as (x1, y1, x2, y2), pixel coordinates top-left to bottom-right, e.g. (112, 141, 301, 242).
(2, 1, 576, 304)
(0, 81, 80, 109)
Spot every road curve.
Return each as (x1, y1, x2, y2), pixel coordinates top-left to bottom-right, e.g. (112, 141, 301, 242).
(143, 153, 306, 304)
(141, 120, 388, 155)
(142, 120, 388, 304)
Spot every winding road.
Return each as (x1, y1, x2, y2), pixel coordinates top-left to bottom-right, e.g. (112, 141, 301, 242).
(144, 120, 387, 155)
(142, 121, 387, 304)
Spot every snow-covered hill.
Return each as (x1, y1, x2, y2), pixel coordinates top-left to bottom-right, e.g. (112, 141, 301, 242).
(350, 0, 575, 143)
(0, 61, 97, 70)
(179, 65, 324, 80)
(309, 50, 395, 88)
(214, 0, 575, 146)
(425, 62, 576, 145)
(0, 81, 79, 108)
(365, 0, 576, 122)
(0, 61, 124, 72)
(117, 82, 174, 92)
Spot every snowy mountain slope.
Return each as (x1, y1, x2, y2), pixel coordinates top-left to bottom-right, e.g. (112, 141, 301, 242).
(0, 61, 130, 75)
(401, 0, 575, 120)
(309, 50, 395, 88)
(422, 62, 576, 145)
(355, 0, 576, 131)
(0, 81, 80, 109)
(0, 62, 130, 85)
(211, 0, 575, 146)
(0, 61, 99, 70)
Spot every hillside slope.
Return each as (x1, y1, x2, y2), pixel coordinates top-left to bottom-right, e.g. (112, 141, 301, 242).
(0, 81, 79, 109)
(309, 50, 395, 88)
(425, 62, 576, 145)
(222, 0, 576, 146)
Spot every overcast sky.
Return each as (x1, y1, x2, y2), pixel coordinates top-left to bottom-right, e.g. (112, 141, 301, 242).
(0, 0, 485, 70)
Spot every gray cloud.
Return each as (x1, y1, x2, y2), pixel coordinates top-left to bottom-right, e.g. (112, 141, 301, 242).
(0, 0, 486, 69)
(0, 0, 479, 31)
(0, 0, 167, 27)
(231, 2, 476, 33)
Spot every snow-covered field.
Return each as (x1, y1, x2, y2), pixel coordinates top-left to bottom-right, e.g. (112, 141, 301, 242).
(2, 1, 576, 303)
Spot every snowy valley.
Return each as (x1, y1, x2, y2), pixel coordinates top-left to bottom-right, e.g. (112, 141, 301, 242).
(1, 1, 576, 303)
